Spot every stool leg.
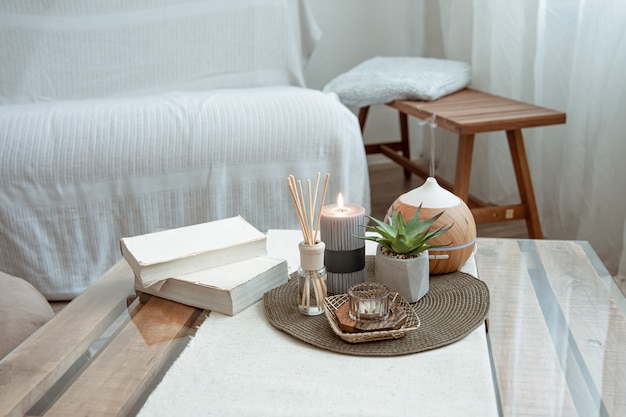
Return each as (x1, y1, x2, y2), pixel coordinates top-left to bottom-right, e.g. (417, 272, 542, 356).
(453, 134, 475, 203)
(358, 107, 370, 132)
(506, 129, 544, 239)
(398, 112, 411, 180)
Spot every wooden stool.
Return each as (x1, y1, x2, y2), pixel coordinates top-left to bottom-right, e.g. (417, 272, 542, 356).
(360, 88, 566, 239)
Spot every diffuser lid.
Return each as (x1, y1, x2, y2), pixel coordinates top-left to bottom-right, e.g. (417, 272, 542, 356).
(398, 177, 461, 208)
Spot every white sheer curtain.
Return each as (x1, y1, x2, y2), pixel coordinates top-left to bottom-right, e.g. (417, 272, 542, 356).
(430, 0, 626, 291)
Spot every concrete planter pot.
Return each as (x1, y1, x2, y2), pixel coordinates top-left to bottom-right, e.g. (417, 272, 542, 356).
(374, 245, 429, 302)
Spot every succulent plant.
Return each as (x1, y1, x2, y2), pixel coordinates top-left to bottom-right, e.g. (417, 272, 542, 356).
(356, 205, 452, 257)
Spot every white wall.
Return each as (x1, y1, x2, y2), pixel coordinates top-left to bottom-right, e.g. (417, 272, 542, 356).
(303, 0, 426, 157)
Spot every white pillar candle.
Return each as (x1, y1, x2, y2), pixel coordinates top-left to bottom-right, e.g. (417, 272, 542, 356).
(320, 193, 366, 294)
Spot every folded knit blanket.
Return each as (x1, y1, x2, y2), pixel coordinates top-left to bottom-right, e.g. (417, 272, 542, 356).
(323, 56, 471, 107)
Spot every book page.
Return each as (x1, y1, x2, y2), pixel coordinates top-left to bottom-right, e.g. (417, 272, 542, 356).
(173, 257, 285, 290)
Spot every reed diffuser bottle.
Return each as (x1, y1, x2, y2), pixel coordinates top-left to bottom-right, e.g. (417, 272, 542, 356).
(297, 241, 327, 316)
(287, 173, 330, 316)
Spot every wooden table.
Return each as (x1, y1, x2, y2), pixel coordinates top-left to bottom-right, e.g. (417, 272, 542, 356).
(1, 233, 623, 417)
(360, 88, 567, 239)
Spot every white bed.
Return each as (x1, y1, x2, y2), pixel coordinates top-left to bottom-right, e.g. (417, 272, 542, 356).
(0, 0, 370, 299)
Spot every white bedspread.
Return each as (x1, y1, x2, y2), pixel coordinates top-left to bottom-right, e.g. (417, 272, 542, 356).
(0, 87, 370, 299)
(0, 0, 320, 103)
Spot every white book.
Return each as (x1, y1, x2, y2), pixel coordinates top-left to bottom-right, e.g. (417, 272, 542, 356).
(120, 216, 267, 287)
(134, 256, 288, 316)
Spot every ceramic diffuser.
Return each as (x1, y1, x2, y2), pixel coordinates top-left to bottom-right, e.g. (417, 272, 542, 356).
(387, 177, 476, 274)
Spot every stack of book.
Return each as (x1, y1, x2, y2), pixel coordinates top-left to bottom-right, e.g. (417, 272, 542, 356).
(120, 216, 288, 316)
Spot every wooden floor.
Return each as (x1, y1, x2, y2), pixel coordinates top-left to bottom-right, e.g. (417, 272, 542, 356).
(368, 162, 529, 239)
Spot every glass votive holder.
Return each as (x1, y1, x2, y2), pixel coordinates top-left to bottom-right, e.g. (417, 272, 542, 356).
(348, 282, 390, 322)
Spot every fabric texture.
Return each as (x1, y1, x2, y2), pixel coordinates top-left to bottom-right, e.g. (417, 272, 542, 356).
(0, 0, 321, 103)
(0, 271, 55, 359)
(0, 87, 370, 300)
(137, 305, 495, 417)
(323, 56, 471, 107)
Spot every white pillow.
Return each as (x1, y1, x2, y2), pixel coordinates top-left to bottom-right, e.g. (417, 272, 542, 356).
(323, 56, 471, 107)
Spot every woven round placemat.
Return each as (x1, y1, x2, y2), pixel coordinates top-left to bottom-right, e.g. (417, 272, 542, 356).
(263, 257, 489, 356)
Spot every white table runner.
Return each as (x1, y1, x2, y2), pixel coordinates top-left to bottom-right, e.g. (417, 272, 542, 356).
(137, 230, 498, 417)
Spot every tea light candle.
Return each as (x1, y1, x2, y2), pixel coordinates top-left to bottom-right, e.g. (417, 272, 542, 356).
(320, 193, 366, 294)
(348, 282, 390, 322)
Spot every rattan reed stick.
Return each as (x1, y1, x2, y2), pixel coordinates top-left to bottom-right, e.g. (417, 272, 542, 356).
(287, 173, 329, 246)
(314, 173, 329, 244)
(287, 177, 308, 241)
